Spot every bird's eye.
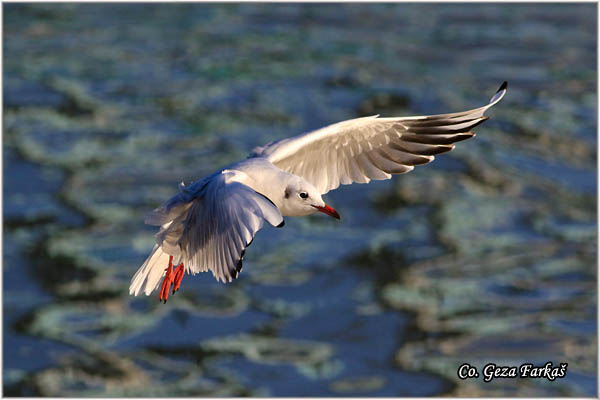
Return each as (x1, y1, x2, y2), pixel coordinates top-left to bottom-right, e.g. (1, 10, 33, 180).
(299, 192, 308, 199)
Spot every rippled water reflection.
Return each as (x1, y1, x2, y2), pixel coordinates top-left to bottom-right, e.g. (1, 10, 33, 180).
(3, 3, 597, 396)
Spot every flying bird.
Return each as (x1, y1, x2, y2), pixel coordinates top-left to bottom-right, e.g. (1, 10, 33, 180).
(130, 82, 507, 302)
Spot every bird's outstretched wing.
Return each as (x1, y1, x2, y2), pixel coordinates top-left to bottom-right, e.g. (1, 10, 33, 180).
(252, 82, 507, 194)
(182, 171, 283, 282)
(145, 170, 284, 285)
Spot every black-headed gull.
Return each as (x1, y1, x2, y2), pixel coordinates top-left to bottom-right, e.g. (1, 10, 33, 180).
(130, 82, 507, 302)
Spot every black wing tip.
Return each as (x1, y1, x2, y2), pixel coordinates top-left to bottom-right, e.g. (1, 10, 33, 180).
(277, 220, 285, 228)
(497, 81, 508, 93)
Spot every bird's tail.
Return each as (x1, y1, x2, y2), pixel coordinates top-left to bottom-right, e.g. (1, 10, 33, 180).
(131, 180, 202, 296)
(129, 244, 171, 296)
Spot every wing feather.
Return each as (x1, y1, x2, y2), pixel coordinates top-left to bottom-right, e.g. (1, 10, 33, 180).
(357, 152, 391, 181)
(366, 150, 406, 174)
(381, 146, 434, 166)
(400, 131, 476, 145)
(252, 82, 507, 194)
(349, 157, 369, 184)
(389, 141, 455, 156)
(339, 148, 353, 185)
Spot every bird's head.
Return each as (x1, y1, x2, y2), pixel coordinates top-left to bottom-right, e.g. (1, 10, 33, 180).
(281, 178, 340, 219)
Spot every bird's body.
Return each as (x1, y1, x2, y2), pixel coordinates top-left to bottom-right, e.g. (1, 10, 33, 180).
(222, 158, 321, 217)
(130, 82, 507, 301)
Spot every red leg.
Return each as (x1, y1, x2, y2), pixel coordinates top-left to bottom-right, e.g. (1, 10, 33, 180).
(159, 256, 174, 303)
(172, 262, 185, 294)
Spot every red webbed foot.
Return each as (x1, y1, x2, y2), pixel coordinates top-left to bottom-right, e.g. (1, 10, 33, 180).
(172, 263, 185, 294)
(159, 256, 174, 303)
(159, 256, 185, 303)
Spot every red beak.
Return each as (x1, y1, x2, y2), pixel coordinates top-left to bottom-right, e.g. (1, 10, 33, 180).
(312, 204, 341, 220)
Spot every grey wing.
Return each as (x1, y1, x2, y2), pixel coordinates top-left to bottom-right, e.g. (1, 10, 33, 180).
(177, 171, 283, 283)
(253, 82, 507, 194)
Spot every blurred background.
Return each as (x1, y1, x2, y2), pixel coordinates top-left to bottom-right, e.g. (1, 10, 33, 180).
(3, 3, 597, 397)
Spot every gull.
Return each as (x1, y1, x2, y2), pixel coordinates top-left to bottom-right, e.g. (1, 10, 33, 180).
(130, 82, 507, 302)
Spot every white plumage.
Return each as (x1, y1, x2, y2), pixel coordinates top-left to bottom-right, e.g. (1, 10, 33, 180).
(130, 82, 507, 299)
